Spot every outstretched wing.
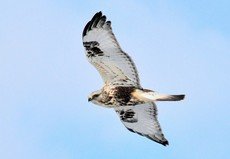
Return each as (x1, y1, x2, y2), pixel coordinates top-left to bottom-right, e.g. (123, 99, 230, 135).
(115, 103, 169, 146)
(82, 11, 140, 87)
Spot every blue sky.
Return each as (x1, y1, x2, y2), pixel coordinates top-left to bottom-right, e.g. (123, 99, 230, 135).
(0, 0, 229, 159)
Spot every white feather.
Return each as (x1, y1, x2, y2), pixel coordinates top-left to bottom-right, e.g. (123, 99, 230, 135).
(114, 103, 168, 145)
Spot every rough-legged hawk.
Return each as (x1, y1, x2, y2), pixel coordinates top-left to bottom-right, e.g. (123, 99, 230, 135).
(82, 11, 185, 146)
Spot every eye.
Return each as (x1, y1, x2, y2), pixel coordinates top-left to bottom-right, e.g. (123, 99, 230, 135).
(93, 94, 99, 98)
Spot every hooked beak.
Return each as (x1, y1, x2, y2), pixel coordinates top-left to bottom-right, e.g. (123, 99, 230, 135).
(88, 97, 92, 102)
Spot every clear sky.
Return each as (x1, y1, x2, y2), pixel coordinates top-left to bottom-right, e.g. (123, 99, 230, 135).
(0, 0, 229, 159)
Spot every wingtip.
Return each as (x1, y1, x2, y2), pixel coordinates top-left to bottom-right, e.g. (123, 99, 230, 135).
(97, 11, 102, 14)
(95, 11, 102, 17)
(146, 135, 169, 146)
(155, 139, 169, 146)
(162, 140, 169, 146)
(82, 11, 106, 37)
(152, 138, 169, 146)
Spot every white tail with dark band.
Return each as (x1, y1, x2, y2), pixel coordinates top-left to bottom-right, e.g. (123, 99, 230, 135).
(132, 89, 185, 102)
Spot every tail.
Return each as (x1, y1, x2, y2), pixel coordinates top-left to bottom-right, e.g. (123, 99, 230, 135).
(132, 89, 185, 102)
(153, 94, 185, 101)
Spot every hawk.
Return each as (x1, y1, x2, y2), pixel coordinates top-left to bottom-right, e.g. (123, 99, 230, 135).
(82, 11, 185, 146)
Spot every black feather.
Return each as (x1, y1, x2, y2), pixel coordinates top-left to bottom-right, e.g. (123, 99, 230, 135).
(82, 21, 91, 37)
(82, 11, 104, 37)
(146, 135, 169, 146)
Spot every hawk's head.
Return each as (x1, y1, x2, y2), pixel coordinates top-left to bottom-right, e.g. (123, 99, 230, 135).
(88, 90, 102, 105)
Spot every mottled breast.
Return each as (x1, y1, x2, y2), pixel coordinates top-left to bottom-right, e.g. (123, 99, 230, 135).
(102, 86, 144, 106)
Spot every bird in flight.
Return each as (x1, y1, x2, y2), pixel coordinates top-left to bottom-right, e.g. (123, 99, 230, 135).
(82, 11, 185, 146)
